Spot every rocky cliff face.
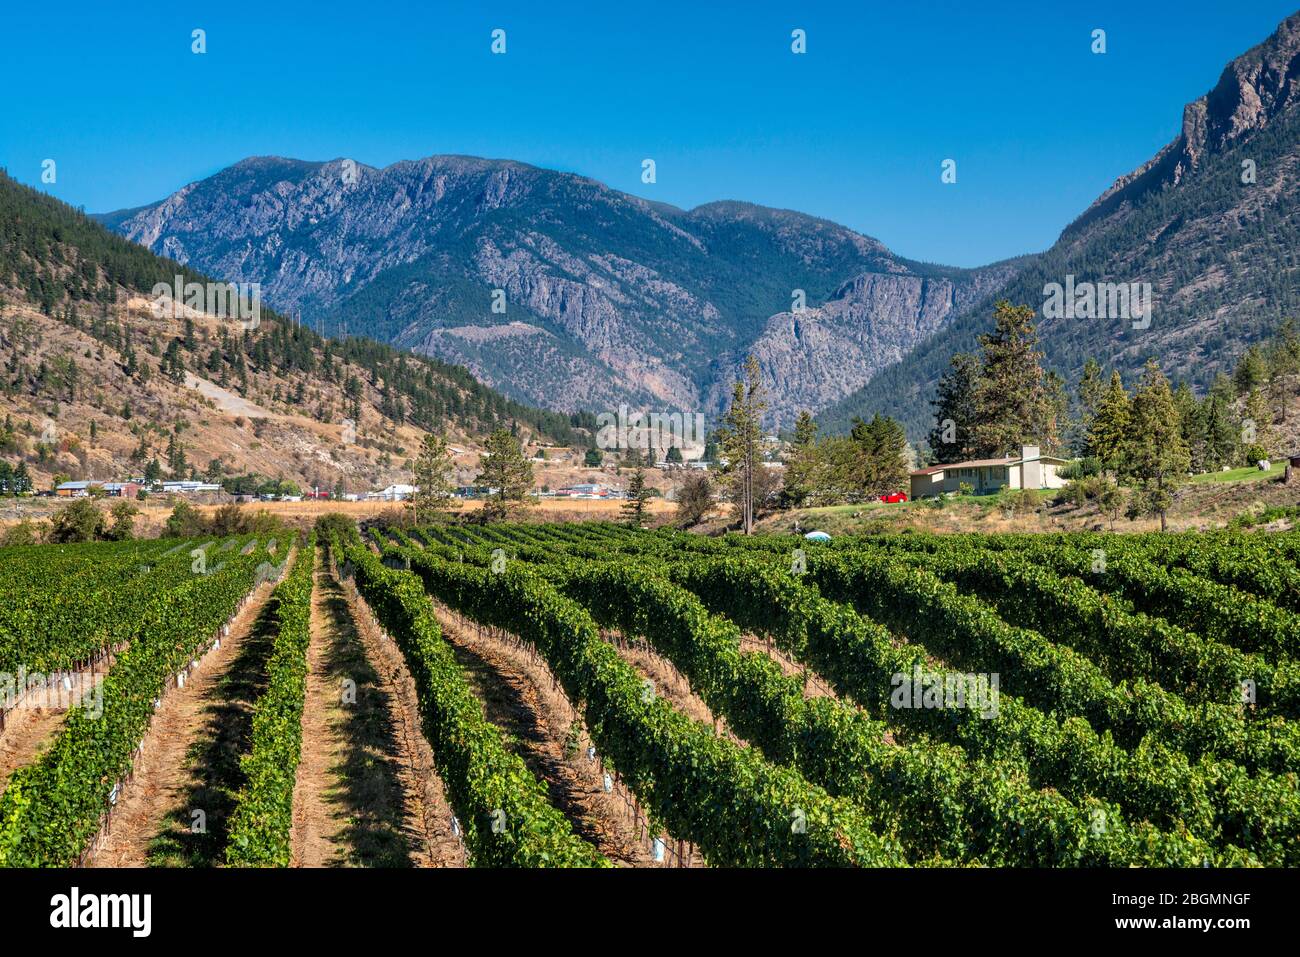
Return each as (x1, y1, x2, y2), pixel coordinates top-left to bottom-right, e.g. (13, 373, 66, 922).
(102, 156, 1012, 424)
(711, 265, 1019, 428)
(825, 11, 1300, 440)
(1071, 11, 1300, 236)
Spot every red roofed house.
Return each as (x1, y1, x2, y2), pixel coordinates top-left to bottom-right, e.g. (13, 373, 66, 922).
(910, 445, 1072, 499)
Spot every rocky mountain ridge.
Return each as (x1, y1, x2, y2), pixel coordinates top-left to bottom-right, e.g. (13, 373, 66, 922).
(102, 155, 1014, 425)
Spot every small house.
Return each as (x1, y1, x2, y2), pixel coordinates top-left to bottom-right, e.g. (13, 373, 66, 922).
(910, 445, 1073, 499)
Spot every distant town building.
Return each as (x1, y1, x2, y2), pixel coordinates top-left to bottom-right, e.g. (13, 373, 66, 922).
(161, 481, 223, 494)
(102, 481, 142, 498)
(367, 483, 417, 501)
(550, 482, 623, 499)
(57, 479, 145, 498)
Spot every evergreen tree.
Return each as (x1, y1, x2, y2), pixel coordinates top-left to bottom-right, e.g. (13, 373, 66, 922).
(1044, 370, 1070, 456)
(850, 414, 910, 497)
(408, 433, 456, 523)
(1242, 388, 1278, 461)
(971, 301, 1055, 456)
(162, 340, 185, 384)
(166, 433, 187, 476)
(783, 410, 820, 507)
(717, 355, 767, 534)
(927, 352, 979, 463)
(1073, 358, 1106, 456)
(1201, 374, 1240, 470)
(1125, 360, 1190, 532)
(1266, 317, 1300, 423)
(1089, 371, 1131, 475)
(1233, 345, 1267, 395)
(1172, 382, 1202, 471)
(475, 428, 534, 522)
(621, 467, 651, 527)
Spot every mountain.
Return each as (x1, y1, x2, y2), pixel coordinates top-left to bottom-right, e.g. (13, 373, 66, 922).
(824, 10, 1300, 439)
(0, 169, 581, 492)
(100, 156, 1017, 427)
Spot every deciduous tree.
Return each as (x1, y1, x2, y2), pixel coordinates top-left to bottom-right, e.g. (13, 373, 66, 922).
(675, 471, 713, 527)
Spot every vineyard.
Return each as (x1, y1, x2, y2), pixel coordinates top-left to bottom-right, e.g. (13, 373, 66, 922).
(0, 522, 1297, 867)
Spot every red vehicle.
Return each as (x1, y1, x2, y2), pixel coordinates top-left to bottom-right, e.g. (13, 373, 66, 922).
(879, 491, 908, 503)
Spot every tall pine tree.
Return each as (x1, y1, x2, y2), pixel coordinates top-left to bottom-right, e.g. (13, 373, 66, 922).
(1089, 371, 1131, 475)
(926, 353, 979, 463)
(475, 429, 534, 522)
(783, 410, 820, 507)
(1125, 360, 1190, 532)
(408, 433, 456, 523)
(970, 301, 1056, 457)
(718, 355, 767, 534)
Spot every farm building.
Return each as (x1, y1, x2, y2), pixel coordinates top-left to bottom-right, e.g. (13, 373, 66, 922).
(102, 482, 142, 498)
(161, 481, 223, 494)
(55, 481, 95, 497)
(367, 484, 417, 501)
(910, 445, 1072, 499)
(56, 480, 143, 497)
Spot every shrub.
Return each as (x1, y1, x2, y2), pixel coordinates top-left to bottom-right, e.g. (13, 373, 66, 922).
(48, 499, 107, 543)
(163, 500, 204, 538)
(1, 519, 40, 546)
(675, 472, 713, 527)
(106, 501, 139, 541)
(208, 503, 247, 536)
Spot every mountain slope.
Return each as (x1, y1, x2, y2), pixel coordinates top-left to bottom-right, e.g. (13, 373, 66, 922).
(825, 11, 1300, 440)
(0, 168, 582, 492)
(101, 156, 1015, 425)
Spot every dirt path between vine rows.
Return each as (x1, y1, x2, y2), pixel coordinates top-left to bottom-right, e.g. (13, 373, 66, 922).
(738, 634, 900, 745)
(0, 659, 116, 795)
(311, 562, 465, 867)
(738, 635, 837, 699)
(433, 607, 663, 867)
(602, 630, 744, 747)
(83, 554, 293, 868)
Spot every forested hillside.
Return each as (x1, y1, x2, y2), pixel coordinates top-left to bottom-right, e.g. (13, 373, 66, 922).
(0, 169, 585, 492)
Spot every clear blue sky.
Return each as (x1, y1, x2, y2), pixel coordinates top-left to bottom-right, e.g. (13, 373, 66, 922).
(2, 0, 1296, 267)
